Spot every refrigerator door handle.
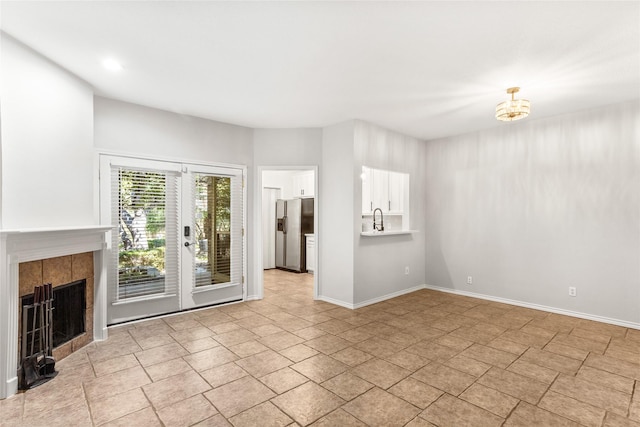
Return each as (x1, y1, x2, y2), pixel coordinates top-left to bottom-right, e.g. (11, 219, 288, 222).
(283, 216, 288, 234)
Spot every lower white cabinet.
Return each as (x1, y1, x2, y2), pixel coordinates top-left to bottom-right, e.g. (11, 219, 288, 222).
(305, 234, 315, 273)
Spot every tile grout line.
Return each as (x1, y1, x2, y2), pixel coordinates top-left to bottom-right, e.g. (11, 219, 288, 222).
(18, 271, 639, 427)
(80, 382, 96, 427)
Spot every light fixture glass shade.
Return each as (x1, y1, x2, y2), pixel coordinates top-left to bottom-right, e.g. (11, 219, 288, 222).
(495, 87, 530, 121)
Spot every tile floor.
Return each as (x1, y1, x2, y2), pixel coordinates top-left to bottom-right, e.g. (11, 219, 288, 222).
(1, 269, 639, 426)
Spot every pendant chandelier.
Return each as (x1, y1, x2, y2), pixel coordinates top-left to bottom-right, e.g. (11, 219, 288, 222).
(495, 87, 530, 121)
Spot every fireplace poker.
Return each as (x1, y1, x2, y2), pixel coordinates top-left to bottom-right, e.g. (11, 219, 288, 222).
(47, 283, 53, 356)
(22, 285, 46, 389)
(38, 285, 45, 361)
(30, 286, 40, 358)
(43, 284, 49, 354)
(40, 283, 57, 377)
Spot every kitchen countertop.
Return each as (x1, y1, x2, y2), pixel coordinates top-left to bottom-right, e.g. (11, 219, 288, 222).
(360, 230, 418, 237)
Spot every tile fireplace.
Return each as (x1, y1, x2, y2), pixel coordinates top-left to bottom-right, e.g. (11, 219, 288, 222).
(19, 258, 91, 362)
(0, 226, 111, 399)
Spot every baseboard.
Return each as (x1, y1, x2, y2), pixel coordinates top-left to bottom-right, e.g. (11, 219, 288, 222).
(353, 285, 427, 309)
(423, 284, 640, 330)
(94, 326, 109, 342)
(317, 295, 355, 309)
(245, 294, 261, 301)
(317, 285, 427, 311)
(3, 376, 18, 400)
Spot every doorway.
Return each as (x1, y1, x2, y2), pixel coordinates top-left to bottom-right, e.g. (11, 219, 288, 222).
(100, 155, 246, 325)
(257, 167, 318, 301)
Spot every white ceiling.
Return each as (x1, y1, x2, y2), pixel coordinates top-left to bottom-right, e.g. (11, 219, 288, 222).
(2, 1, 639, 140)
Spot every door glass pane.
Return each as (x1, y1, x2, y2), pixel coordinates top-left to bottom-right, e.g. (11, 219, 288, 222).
(117, 169, 167, 298)
(194, 174, 232, 287)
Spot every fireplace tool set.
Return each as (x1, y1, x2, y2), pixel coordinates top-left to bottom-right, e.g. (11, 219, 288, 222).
(20, 283, 57, 389)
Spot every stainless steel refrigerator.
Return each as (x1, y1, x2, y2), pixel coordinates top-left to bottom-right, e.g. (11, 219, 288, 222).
(276, 198, 314, 272)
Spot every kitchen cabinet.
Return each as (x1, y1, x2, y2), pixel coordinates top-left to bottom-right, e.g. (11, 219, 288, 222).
(362, 167, 405, 214)
(387, 171, 404, 213)
(371, 168, 389, 212)
(305, 234, 315, 273)
(361, 167, 372, 213)
(293, 171, 314, 198)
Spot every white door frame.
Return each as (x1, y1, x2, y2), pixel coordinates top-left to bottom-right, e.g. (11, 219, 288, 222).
(99, 152, 247, 324)
(253, 165, 319, 300)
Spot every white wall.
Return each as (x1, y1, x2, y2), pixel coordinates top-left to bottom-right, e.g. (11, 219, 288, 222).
(353, 121, 427, 305)
(253, 128, 322, 166)
(94, 96, 253, 164)
(262, 171, 296, 199)
(424, 101, 640, 326)
(0, 35, 95, 229)
(319, 121, 355, 306)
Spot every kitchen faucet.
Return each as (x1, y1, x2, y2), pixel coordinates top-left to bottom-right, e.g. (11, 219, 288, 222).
(373, 208, 384, 232)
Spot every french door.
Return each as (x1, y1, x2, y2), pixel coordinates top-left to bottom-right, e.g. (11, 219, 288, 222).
(100, 155, 245, 325)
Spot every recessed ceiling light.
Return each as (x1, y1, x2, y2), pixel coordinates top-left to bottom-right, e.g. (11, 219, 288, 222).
(102, 58, 123, 72)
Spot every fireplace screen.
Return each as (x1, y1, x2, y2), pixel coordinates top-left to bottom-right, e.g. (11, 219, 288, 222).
(21, 279, 86, 349)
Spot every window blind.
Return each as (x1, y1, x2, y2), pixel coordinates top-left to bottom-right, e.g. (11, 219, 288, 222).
(190, 170, 243, 289)
(109, 166, 180, 302)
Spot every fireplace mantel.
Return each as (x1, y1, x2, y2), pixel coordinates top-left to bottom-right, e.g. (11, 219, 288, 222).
(0, 226, 112, 399)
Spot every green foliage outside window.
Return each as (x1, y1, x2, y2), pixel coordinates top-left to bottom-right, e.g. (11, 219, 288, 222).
(118, 169, 166, 275)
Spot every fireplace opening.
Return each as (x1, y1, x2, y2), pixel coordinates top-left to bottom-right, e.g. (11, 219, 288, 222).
(21, 279, 86, 349)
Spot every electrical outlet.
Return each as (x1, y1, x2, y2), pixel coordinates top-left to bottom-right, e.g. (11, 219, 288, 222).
(405, 266, 410, 275)
(467, 276, 473, 285)
(569, 287, 577, 297)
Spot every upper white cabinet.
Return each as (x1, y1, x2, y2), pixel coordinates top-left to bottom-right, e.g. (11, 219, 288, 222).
(371, 168, 389, 212)
(362, 166, 407, 214)
(387, 171, 405, 213)
(361, 167, 372, 213)
(292, 171, 314, 198)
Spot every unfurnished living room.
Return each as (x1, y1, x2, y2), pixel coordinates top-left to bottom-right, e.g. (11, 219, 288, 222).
(0, 1, 639, 426)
